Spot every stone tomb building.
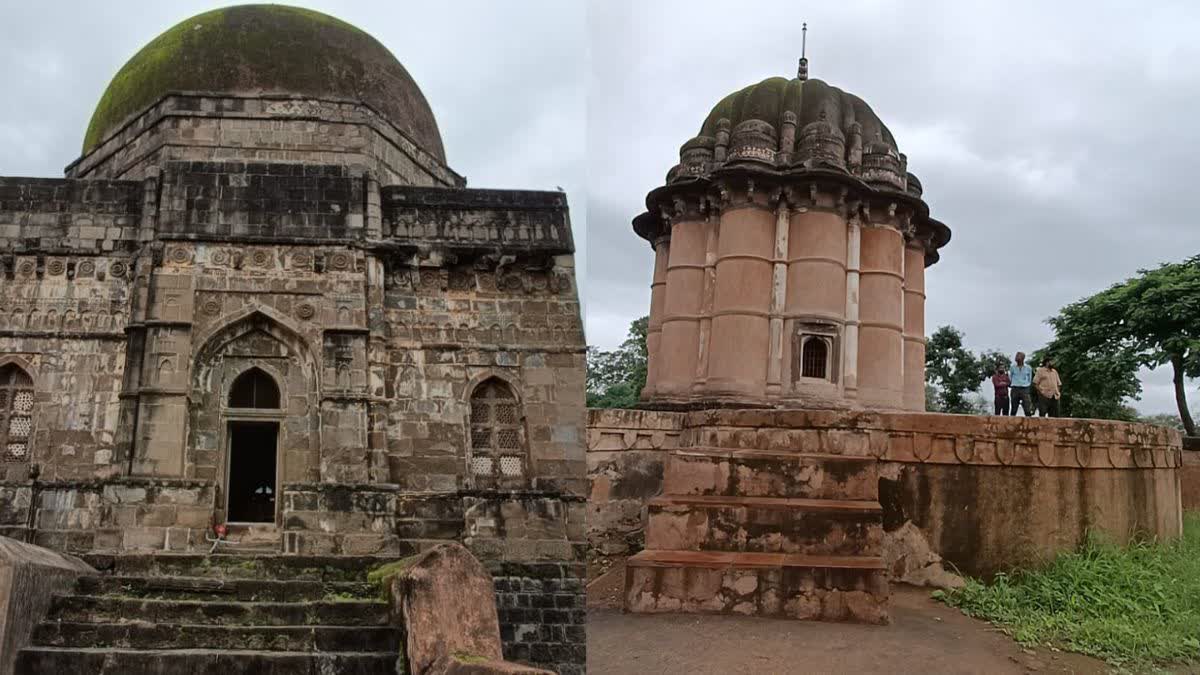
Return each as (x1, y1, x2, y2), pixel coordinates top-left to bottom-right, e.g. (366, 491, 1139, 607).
(0, 6, 585, 672)
(589, 65, 1183, 624)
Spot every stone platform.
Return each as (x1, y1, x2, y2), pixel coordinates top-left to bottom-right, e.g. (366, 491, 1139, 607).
(591, 407, 1184, 621)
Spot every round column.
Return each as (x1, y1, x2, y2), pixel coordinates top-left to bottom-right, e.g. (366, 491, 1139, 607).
(783, 207, 847, 399)
(705, 196, 774, 399)
(641, 236, 670, 399)
(656, 219, 706, 397)
(856, 223, 905, 408)
(902, 243, 927, 411)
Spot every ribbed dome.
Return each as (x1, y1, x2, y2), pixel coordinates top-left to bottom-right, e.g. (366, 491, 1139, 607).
(83, 4, 445, 161)
(672, 76, 915, 196)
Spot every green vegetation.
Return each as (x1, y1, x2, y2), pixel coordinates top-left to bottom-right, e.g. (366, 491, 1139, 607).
(1040, 256, 1200, 433)
(935, 514, 1200, 668)
(924, 325, 1009, 414)
(586, 317, 648, 409)
(366, 555, 421, 599)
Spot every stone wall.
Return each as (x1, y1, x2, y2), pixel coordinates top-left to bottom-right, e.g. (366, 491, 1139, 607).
(586, 409, 681, 556)
(587, 407, 1184, 579)
(1181, 448, 1200, 512)
(66, 93, 462, 188)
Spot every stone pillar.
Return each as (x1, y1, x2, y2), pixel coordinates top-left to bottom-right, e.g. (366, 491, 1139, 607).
(785, 205, 849, 396)
(765, 203, 790, 396)
(903, 243, 927, 411)
(656, 219, 706, 398)
(642, 235, 670, 399)
(365, 254, 390, 481)
(705, 192, 774, 399)
(842, 214, 861, 399)
(856, 222, 904, 408)
(693, 215, 719, 390)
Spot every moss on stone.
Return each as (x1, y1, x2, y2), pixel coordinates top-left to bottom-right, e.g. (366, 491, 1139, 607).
(83, 4, 444, 160)
(367, 554, 423, 599)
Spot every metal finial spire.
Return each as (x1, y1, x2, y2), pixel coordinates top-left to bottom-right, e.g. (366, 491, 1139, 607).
(798, 22, 809, 81)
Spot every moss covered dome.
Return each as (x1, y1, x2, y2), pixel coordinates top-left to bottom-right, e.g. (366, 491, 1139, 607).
(698, 76, 896, 153)
(83, 4, 445, 160)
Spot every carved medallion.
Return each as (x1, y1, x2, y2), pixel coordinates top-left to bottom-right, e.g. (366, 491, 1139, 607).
(17, 260, 35, 278)
(46, 259, 66, 276)
(500, 275, 524, 292)
(77, 260, 96, 277)
(296, 303, 316, 320)
(251, 250, 271, 267)
(292, 251, 313, 269)
(108, 261, 127, 278)
(201, 300, 221, 317)
(169, 247, 191, 264)
(329, 252, 352, 271)
(210, 249, 229, 266)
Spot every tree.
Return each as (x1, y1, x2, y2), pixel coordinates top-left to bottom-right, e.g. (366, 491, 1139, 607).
(925, 326, 990, 414)
(586, 316, 648, 409)
(1041, 257, 1200, 433)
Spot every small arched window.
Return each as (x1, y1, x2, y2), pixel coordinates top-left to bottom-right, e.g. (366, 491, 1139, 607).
(228, 367, 281, 409)
(0, 364, 34, 462)
(800, 336, 830, 380)
(469, 377, 526, 485)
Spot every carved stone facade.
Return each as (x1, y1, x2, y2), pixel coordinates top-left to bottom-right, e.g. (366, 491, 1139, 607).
(0, 6, 585, 672)
(633, 77, 951, 411)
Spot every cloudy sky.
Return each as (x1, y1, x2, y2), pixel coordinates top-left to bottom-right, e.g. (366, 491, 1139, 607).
(587, 0, 1200, 415)
(2, 1, 1197, 415)
(0, 0, 587, 276)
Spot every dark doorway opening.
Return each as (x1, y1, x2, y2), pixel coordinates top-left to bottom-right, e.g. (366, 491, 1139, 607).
(227, 421, 278, 523)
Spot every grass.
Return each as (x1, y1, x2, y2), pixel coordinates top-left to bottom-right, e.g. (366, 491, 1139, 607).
(934, 514, 1200, 669)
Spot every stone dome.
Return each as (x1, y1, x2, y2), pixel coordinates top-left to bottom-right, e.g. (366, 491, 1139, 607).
(672, 76, 917, 195)
(83, 4, 445, 161)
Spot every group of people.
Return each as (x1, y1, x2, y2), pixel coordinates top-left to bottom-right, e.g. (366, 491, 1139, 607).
(989, 352, 1063, 417)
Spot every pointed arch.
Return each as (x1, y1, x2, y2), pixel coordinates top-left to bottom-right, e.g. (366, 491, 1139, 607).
(0, 362, 34, 463)
(228, 367, 281, 409)
(467, 375, 527, 487)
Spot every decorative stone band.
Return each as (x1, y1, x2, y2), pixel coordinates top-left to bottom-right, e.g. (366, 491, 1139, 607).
(586, 409, 684, 453)
(674, 409, 1182, 470)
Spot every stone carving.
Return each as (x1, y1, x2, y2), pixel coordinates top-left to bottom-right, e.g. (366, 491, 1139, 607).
(77, 260, 95, 277)
(296, 303, 316, 320)
(168, 246, 191, 264)
(108, 261, 127, 278)
(251, 250, 271, 267)
(328, 252, 352, 271)
(16, 260, 35, 278)
(200, 300, 221, 317)
(210, 249, 229, 266)
(45, 259, 66, 276)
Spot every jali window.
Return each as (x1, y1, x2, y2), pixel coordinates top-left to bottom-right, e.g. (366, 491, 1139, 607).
(0, 364, 34, 462)
(469, 378, 526, 486)
(800, 336, 830, 380)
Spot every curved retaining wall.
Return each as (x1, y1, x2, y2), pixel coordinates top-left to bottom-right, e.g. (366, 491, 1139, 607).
(587, 408, 1183, 579)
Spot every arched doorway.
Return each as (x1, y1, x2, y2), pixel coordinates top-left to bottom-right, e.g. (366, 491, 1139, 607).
(225, 367, 282, 523)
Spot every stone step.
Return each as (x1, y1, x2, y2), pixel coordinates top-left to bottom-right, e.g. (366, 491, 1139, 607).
(49, 595, 390, 627)
(15, 647, 398, 675)
(625, 549, 889, 624)
(30, 622, 399, 653)
(645, 495, 883, 556)
(76, 575, 377, 602)
(664, 447, 878, 500)
(79, 553, 392, 582)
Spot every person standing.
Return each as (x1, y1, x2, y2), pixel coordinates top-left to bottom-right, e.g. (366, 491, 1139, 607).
(1009, 352, 1034, 416)
(1034, 358, 1063, 417)
(991, 363, 1011, 415)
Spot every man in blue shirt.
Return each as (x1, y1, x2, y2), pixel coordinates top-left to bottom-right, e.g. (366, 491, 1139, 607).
(1009, 352, 1034, 416)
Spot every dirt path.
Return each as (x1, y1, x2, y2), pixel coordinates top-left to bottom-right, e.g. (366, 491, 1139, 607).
(587, 560, 1109, 674)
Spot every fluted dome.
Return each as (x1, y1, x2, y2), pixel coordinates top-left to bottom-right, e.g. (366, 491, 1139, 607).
(83, 4, 445, 161)
(671, 76, 916, 194)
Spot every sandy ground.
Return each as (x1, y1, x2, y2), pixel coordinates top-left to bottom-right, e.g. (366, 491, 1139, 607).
(587, 559, 1112, 675)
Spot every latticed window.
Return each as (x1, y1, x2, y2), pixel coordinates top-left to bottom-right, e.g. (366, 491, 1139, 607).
(0, 364, 34, 462)
(469, 378, 526, 485)
(229, 367, 281, 409)
(801, 336, 830, 380)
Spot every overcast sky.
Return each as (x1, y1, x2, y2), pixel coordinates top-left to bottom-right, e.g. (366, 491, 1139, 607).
(587, 0, 1200, 415)
(2, 2, 1197, 415)
(0, 0, 587, 287)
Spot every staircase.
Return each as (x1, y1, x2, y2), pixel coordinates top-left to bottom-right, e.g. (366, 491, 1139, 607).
(15, 554, 403, 674)
(625, 441, 890, 623)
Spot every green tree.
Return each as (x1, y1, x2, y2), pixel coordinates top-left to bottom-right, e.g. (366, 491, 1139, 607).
(925, 326, 989, 414)
(586, 316, 648, 409)
(1041, 256, 1200, 433)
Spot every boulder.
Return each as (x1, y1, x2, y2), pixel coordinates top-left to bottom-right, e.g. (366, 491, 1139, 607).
(388, 542, 552, 675)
